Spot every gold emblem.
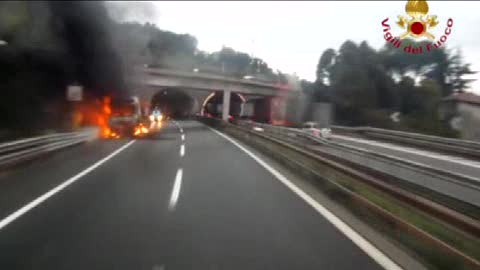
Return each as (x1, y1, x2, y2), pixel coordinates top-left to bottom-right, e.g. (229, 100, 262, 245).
(396, 0, 439, 40)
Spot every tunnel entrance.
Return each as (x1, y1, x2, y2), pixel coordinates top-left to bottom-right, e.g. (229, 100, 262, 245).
(151, 88, 194, 119)
(201, 91, 245, 119)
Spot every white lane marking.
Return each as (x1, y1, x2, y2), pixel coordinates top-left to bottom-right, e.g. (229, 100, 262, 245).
(207, 127, 403, 270)
(152, 265, 165, 270)
(0, 140, 136, 230)
(181, 134, 185, 141)
(168, 168, 183, 210)
(174, 121, 183, 133)
(180, 144, 185, 157)
(332, 134, 480, 169)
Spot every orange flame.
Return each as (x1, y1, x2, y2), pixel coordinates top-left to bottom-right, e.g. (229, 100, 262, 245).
(98, 96, 112, 138)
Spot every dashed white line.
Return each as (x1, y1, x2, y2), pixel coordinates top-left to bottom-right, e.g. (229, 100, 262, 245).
(174, 121, 183, 133)
(207, 127, 403, 270)
(181, 134, 185, 141)
(0, 140, 136, 231)
(168, 168, 183, 210)
(180, 144, 185, 157)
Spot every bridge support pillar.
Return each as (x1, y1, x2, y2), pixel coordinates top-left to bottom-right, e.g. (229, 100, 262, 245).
(222, 90, 231, 121)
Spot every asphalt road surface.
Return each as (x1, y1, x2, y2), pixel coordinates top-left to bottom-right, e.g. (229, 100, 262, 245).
(330, 134, 480, 180)
(0, 120, 398, 270)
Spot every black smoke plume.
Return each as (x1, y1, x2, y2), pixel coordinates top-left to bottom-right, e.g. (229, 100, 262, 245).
(0, 1, 128, 133)
(47, 1, 127, 97)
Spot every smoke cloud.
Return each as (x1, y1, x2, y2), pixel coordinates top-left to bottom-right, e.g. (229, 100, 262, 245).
(105, 1, 160, 24)
(47, 1, 128, 97)
(0, 1, 131, 131)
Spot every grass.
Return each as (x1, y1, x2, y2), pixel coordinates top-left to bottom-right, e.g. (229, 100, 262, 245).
(219, 123, 480, 270)
(342, 178, 480, 268)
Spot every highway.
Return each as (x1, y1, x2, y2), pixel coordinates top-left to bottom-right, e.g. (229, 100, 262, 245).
(0, 120, 398, 270)
(330, 134, 480, 180)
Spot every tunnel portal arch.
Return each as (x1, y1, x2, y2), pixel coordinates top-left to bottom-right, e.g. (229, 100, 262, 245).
(201, 91, 246, 118)
(150, 88, 195, 118)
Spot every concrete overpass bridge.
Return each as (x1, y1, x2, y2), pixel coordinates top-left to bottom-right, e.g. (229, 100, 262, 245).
(128, 67, 301, 121)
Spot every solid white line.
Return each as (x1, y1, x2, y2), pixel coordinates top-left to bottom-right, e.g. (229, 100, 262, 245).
(180, 144, 185, 157)
(181, 134, 185, 141)
(169, 168, 183, 210)
(332, 134, 480, 168)
(207, 127, 403, 270)
(0, 140, 136, 230)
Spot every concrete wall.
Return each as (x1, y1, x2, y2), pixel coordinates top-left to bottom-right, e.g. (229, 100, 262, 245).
(128, 68, 303, 121)
(135, 69, 291, 97)
(301, 101, 333, 127)
(457, 103, 480, 141)
(311, 102, 333, 128)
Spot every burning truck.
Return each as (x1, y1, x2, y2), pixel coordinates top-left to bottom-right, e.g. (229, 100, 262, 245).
(102, 96, 150, 139)
(73, 95, 150, 139)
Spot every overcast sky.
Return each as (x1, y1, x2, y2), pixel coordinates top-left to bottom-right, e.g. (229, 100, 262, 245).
(107, 1, 480, 93)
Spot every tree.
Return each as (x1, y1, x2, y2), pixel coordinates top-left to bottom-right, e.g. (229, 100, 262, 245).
(358, 41, 396, 109)
(315, 38, 474, 133)
(146, 29, 197, 69)
(325, 41, 382, 125)
(380, 40, 476, 97)
(316, 48, 335, 85)
(112, 23, 285, 81)
(445, 49, 476, 94)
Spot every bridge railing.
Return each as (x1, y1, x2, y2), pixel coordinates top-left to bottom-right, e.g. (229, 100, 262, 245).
(138, 66, 299, 91)
(0, 128, 98, 169)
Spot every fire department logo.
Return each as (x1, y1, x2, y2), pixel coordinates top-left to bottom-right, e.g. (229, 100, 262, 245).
(381, 0, 453, 54)
(396, 0, 438, 40)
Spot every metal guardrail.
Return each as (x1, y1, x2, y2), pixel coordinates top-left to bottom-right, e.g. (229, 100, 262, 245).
(313, 136, 480, 206)
(202, 117, 480, 268)
(331, 125, 480, 158)
(0, 128, 98, 169)
(366, 127, 480, 150)
(235, 120, 480, 207)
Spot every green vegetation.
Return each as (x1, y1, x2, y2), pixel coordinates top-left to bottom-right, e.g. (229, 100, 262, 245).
(113, 21, 289, 82)
(0, 2, 476, 139)
(0, 2, 288, 137)
(306, 39, 476, 137)
(337, 175, 480, 266)
(217, 122, 480, 270)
